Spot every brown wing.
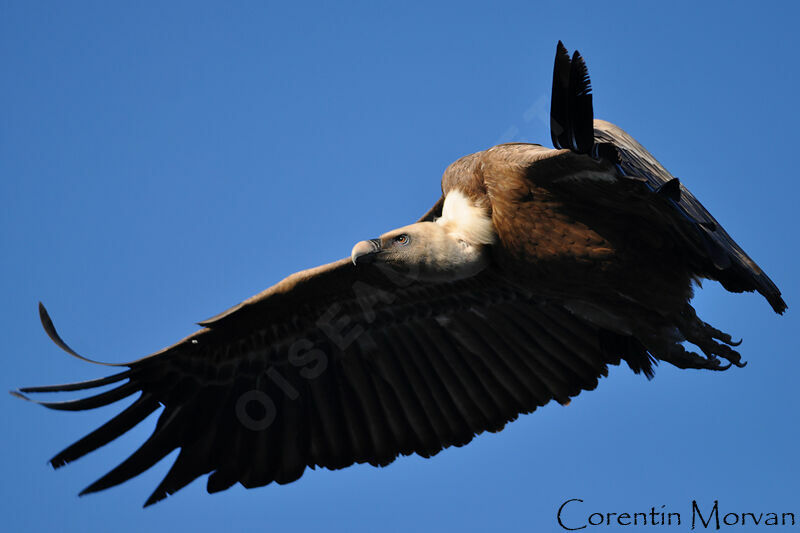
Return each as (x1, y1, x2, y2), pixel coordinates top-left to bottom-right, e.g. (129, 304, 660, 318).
(473, 135, 784, 319)
(16, 255, 647, 506)
(544, 42, 785, 314)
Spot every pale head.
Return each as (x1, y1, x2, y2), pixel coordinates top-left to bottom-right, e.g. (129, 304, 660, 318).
(351, 191, 496, 282)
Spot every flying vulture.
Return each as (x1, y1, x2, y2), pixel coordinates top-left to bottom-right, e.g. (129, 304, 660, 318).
(14, 42, 786, 506)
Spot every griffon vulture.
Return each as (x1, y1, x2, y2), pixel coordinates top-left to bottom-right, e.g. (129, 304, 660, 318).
(14, 42, 786, 506)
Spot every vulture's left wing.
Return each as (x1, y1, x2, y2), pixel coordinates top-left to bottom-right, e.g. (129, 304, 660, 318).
(591, 119, 786, 313)
(15, 256, 649, 506)
(545, 41, 786, 314)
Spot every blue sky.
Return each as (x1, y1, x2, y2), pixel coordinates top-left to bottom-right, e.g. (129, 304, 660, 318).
(2, 1, 799, 531)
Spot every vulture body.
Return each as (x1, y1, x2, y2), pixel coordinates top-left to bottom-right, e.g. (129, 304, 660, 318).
(15, 42, 785, 506)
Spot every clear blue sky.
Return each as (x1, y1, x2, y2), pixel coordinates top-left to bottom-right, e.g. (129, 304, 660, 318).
(2, 1, 798, 531)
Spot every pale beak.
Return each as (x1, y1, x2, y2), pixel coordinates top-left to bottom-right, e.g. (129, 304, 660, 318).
(351, 239, 381, 265)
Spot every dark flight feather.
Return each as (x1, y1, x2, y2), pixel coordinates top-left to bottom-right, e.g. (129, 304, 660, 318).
(18, 370, 132, 393)
(568, 50, 594, 154)
(550, 41, 572, 150)
(50, 394, 160, 468)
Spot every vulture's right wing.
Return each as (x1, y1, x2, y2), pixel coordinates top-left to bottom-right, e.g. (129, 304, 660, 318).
(16, 256, 648, 506)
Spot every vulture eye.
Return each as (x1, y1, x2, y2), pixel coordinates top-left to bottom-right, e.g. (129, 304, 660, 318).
(394, 234, 410, 245)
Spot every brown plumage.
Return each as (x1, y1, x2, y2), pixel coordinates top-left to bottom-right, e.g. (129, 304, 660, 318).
(13, 41, 785, 506)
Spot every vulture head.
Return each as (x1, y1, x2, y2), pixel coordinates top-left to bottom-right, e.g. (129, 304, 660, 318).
(351, 190, 496, 282)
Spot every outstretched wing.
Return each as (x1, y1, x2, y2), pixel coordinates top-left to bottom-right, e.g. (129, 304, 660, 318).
(547, 42, 786, 314)
(16, 256, 649, 506)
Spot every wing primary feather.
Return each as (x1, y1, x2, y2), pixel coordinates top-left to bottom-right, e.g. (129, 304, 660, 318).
(80, 405, 186, 496)
(550, 41, 572, 150)
(20, 381, 139, 411)
(17, 369, 133, 393)
(144, 445, 207, 507)
(38, 302, 124, 366)
(568, 50, 594, 154)
(144, 391, 222, 505)
(50, 393, 160, 468)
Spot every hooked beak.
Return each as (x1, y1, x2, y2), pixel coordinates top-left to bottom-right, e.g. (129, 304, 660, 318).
(351, 238, 382, 265)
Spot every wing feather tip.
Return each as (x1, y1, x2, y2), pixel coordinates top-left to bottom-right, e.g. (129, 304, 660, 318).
(9, 390, 30, 401)
(79, 474, 115, 497)
(568, 50, 594, 154)
(206, 471, 236, 494)
(770, 295, 788, 315)
(143, 491, 167, 508)
(49, 457, 68, 470)
(36, 302, 125, 366)
(38, 301, 54, 334)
